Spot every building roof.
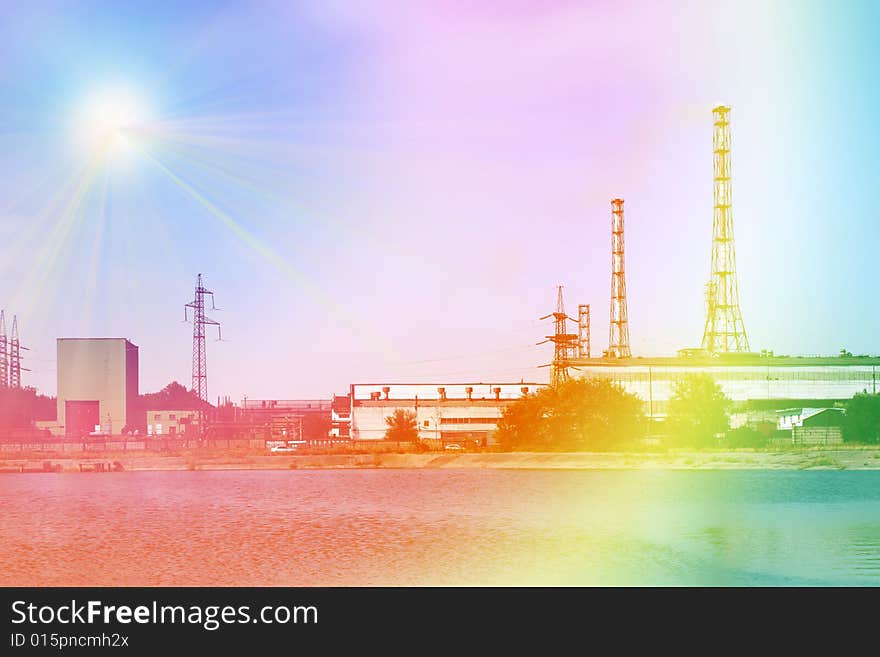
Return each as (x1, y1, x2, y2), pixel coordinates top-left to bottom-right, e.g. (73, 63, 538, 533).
(776, 407, 844, 419)
(241, 399, 331, 410)
(351, 382, 544, 402)
(571, 355, 880, 367)
(351, 382, 544, 386)
(58, 337, 139, 347)
(355, 399, 520, 407)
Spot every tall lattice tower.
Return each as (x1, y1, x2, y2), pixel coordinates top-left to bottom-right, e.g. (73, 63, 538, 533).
(577, 304, 591, 359)
(702, 105, 749, 353)
(607, 198, 631, 358)
(185, 273, 221, 404)
(0, 311, 7, 389)
(539, 285, 578, 386)
(9, 315, 26, 389)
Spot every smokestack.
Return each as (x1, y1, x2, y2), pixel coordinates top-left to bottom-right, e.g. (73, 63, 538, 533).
(493, 387, 501, 400)
(465, 386, 473, 401)
(437, 387, 446, 401)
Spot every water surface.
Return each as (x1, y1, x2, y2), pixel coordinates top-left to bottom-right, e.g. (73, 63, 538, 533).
(2, 469, 879, 585)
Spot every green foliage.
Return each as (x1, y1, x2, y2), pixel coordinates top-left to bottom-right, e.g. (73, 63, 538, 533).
(666, 374, 731, 447)
(798, 456, 845, 470)
(0, 386, 56, 427)
(384, 409, 419, 442)
(495, 378, 644, 451)
(725, 426, 768, 449)
(140, 381, 210, 411)
(843, 392, 880, 444)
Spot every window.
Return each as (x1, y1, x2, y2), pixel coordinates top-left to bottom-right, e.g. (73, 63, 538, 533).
(154, 414, 162, 420)
(439, 417, 501, 425)
(169, 414, 176, 420)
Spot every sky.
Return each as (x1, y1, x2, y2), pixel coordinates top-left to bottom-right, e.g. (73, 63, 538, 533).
(0, 0, 879, 400)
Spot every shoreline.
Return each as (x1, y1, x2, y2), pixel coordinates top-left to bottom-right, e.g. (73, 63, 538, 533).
(3, 448, 880, 472)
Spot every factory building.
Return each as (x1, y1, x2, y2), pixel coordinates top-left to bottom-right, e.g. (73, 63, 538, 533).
(329, 393, 351, 438)
(146, 410, 199, 436)
(239, 399, 330, 440)
(56, 338, 139, 436)
(574, 355, 880, 421)
(349, 383, 543, 444)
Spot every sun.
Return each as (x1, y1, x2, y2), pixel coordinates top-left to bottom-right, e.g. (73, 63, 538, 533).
(73, 86, 151, 163)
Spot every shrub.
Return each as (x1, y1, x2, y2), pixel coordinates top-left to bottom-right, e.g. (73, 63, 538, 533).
(843, 392, 880, 444)
(495, 378, 643, 451)
(384, 409, 419, 442)
(725, 426, 768, 449)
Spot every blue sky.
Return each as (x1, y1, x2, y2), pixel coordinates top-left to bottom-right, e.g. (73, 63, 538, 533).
(1, 1, 879, 399)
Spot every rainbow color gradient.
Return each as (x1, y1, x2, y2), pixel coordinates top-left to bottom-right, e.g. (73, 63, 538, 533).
(0, 1, 878, 401)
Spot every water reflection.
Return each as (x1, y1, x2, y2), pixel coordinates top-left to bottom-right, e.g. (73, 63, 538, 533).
(1, 469, 879, 586)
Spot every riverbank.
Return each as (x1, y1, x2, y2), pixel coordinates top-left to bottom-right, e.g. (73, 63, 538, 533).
(3, 447, 880, 472)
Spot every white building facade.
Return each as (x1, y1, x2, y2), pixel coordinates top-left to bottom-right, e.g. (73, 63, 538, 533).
(146, 410, 199, 436)
(575, 356, 880, 418)
(349, 383, 543, 444)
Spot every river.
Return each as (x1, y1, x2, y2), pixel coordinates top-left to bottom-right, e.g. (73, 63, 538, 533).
(2, 469, 879, 585)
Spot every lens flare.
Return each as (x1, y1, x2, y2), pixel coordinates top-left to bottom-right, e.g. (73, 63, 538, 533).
(72, 87, 151, 164)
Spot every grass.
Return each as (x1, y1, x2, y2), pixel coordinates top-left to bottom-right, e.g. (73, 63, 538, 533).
(798, 456, 846, 470)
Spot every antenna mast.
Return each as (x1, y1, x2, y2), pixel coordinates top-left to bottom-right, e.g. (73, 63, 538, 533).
(577, 304, 591, 359)
(702, 105, 749, 353)
(607, 198, 631, 358)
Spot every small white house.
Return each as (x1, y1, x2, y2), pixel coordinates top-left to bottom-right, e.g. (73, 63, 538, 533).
(776, 407, 844, 431)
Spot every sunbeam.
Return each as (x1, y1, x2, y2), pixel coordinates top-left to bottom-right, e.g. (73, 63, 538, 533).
(143, 149, 397, 357)
(11, 160, 102, 320)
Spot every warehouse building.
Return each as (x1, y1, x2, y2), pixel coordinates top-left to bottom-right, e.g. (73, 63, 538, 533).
(574, 354, 880, 421)
(55, 338, 139, 436)
(348, 383, 543, 444)
(329, 393, 351, 438)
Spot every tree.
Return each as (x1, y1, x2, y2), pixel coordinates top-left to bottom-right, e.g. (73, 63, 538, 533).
(843, 392, 880, 444)
(139, 381, 210, 411)
(0, 386, 56, 427)
(665, 373, 731, 447)
(495, 378, 644, 451)
(725, 426, 768, 449)
(385, 409, 419, 442)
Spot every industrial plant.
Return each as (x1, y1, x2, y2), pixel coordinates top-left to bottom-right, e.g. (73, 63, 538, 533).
(0, 105, 874, 452)
(542, 105, 876, 444)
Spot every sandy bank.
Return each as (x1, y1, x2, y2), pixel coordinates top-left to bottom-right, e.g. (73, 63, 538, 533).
(4, 448, 880, 472)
